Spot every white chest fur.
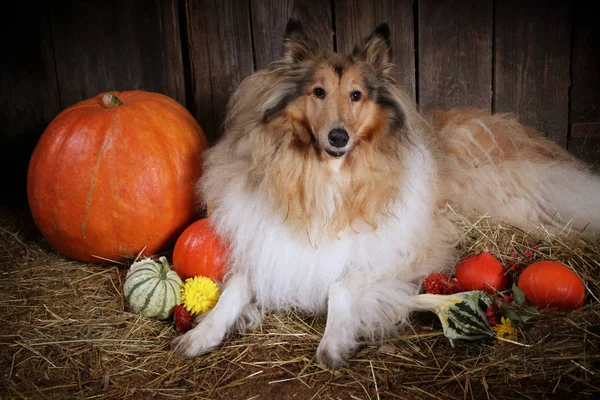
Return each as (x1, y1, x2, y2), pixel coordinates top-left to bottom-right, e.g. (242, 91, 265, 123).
(210, 142, 456, 312)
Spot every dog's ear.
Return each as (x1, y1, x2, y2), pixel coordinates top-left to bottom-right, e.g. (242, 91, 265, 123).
(352, 23, 392, 72)
(282, 19, 311, 63)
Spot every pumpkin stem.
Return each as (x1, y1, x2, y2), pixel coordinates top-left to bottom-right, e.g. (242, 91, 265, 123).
(101, 93, 123, 109)
(157, 256, 171, 280)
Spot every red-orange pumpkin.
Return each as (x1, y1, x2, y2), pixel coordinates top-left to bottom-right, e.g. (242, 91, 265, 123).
(172, 218, 228, 281)
(518, 261, 585, 310)
(27, 91, 208, 263)
(455, 252, 508, 294)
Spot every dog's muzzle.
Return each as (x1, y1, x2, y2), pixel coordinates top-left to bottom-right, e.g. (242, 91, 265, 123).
(326, 129, 349, 157)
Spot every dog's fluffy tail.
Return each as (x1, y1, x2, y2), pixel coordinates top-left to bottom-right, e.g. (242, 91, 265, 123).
(465, 159, 600, 238)
(434, 108, 600, 239)
(532, 162, 600, 237)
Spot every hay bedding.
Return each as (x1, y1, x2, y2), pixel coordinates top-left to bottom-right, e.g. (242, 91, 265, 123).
(1, 206, 599, 400)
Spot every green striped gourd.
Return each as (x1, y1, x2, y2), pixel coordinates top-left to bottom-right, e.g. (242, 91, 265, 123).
(124, 256, 182, 320)
(412, 291, 494, 346)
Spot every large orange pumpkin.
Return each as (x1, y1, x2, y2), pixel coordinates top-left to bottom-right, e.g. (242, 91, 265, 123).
(27, 91, 208, 263)
(172, 218, 229, 281)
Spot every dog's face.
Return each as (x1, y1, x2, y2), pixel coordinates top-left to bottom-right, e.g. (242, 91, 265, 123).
(222, 20, 412, 234)
(262, 20, 405, 160)
(302, 62, 387, 158)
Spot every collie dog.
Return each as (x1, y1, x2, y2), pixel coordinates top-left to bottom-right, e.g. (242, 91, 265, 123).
(173, 20, 600, 368)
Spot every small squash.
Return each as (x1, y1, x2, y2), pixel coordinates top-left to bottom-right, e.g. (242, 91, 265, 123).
(455, 252, 508, 294)
(172, 218, 228, 281)
(413, 291, 494, 347)
(518, 261, 585, 311)
(124, 256, 182, 320)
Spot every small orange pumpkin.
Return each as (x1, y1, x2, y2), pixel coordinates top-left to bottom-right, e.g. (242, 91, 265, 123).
(455, 252, 508, 294)
(172, 218, 229, 281)
(518, 261, 585, 310)
(27, 91, 208, 263)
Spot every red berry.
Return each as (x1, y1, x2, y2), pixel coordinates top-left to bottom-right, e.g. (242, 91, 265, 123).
(174, 304, 194, 334)
(503, 295, 512, 303)
(509, 262, 523, 272)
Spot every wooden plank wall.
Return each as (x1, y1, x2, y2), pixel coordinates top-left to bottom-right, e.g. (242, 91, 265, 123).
(569, 5, 600, 162)
(1, 0, 598, 206)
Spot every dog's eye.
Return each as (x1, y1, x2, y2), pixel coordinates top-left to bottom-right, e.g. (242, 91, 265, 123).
(350, 91, 362, 102)
(313, 87, 326, 99)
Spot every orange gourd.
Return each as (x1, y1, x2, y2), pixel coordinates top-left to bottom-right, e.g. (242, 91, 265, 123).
(172, 218, 229, 281)
(455, 252, 508, 294)
(27, 91, 208, 263)
(518, 261, 585, 310)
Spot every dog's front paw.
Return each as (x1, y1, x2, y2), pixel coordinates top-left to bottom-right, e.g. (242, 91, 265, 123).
(171, 322, 224, 358)
(316, 338, 351, 369)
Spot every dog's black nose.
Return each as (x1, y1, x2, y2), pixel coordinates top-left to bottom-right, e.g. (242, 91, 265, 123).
(328, 129, 349, 148)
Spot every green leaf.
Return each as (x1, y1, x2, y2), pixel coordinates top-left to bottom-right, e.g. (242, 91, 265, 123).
(519, 314, 533, 323)
(524, 306, 538, 314)
(512, 284, 526, 306)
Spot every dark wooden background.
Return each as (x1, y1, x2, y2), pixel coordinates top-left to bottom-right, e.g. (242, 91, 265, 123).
(2, 0, 598, 206)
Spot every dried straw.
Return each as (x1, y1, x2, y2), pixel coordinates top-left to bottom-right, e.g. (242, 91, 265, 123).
(1, 207, 599, 399)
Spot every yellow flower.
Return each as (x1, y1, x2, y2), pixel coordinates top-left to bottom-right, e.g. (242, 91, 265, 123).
(492, 317, 517, 342)
(180, 276, 220, 316)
